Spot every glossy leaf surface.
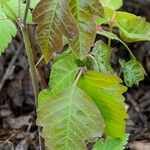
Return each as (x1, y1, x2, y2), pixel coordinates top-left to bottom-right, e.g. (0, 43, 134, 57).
(96, 9, 150, 42)
(78, 71, 128, 138)
(37, 86, 105, 149)
(116, 12, 150, 42)
(68, 0, 104, 60)
(33, 0, 79, 62)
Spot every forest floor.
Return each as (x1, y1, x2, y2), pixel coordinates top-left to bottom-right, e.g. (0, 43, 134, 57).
(0, 0, 150, 150)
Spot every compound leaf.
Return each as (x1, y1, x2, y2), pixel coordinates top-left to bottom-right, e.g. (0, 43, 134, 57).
(120, 59, 146, 87)
(99, 0, 123, 10)
(32, 0, 79, 63)
(90, 40, 114, 74)
(78, 71, 128, 138)
(37, 86, 105, 149)
(68, 0, 104, 60)
(94, 134, 129, 150)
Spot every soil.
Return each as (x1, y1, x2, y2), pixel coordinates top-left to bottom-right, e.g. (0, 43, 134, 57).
(0, 0, 150, 150)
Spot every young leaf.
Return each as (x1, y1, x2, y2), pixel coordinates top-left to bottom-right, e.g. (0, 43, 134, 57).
(120, 59, 146, 87)
(90, 40, 114, 74)
(32, 0, 79, 63)
(94, 134, 129, 150)
(68, 0, 104, 60)
(0, 8, 17, 54)
(49, 55, 79, 93)
(97, 30, 136, 59)
(116, 12, 150, 42)
(99, 0, 123, 10)
(97, 9, 150, 42)
(37, 86, 105, 149)
(78, 71, 128, 138)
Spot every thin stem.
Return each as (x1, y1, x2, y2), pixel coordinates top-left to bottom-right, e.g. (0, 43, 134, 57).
(22, 27, 39, 104)
(18, 0, 21, 19)
(18, 1, 43, 149)
(73, 67, 86, 86)
(108, 12, 116, 48)
(23, 0, 30, 24)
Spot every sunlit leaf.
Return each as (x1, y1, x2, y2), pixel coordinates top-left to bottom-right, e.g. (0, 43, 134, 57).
(32, 0, 79, 63)
(49, 54, 79, 92)
(0, 7, 17, 54)
(30, 0, 40, 9)
(68, 0, 104, 60)
(89, 40, 114, 74)
(37, 86, 105, 149)
(116, 12, 150, 42)
(0, 0, 32, 23)
(78, 71, 128, 138)
(94, 134, 129, 150)
(120, 59, 146, 87)
(96, 9, 150, 42)
(99, 0, 123, 10)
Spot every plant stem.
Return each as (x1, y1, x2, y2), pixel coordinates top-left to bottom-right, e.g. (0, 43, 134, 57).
(108, 12, 116, 48)
(73, 67, 86, 86)
(21, 27, 39, 104)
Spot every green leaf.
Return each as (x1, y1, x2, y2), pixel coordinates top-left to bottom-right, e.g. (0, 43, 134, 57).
(30, 0, 40, 9)
(49, 54, 79, 93)
(32, 0, 79, 63)
(68, 0, 104, 60)
(96, 9, 150, 42)
(94, 134, 129, 150)
(115, 12, 150, 42)
(120, 59, 146, 87)
(96, 7, 115, 25)
(97, 30, 136, 59)
(89, 40, 114, 74)
(0, 7, 17, 54)
(99, 0, 123, 10)
(0, 0, 32, 23)
(78, 71, 128, 138)
(37, 86, 105, 149)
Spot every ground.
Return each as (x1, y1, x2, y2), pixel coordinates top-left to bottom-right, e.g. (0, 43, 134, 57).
(0, 0, 150, 149)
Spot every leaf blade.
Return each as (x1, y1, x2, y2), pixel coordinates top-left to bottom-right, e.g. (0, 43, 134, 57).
(68, 0, 104, 60)
(37, 86, 105, 149)
(32, 0, 79, 62)
(78, 71, 128, 138)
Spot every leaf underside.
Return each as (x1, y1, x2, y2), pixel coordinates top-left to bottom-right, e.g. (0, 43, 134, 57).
(37, 86, 105, 150)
